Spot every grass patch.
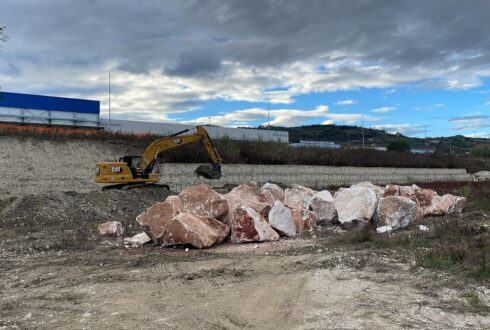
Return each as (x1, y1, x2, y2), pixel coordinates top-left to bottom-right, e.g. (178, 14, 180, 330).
(415, 218, 490, 281)
(336, 228, 411, 249)
(59, 291, 85, 304)
(461, 290, 490, 315)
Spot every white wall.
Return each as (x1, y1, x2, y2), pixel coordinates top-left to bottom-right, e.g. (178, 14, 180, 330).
(0, 106, 100, 127)
(100, 119, 289, 143)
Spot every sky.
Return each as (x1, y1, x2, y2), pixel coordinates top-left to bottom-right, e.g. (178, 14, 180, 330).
(0, 0, 489, 138)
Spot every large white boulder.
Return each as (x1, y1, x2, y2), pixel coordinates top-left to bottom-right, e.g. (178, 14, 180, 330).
(376, 196, 418, 229)
(268, 201, 296, 237)
(333, 187, 378, 228)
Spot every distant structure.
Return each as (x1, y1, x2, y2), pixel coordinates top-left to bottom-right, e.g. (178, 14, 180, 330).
(100, 119, 289, 143)
(0, 91, 289, 142)
(290, 140, 341, 149)
(410, 148, 434, 154)
(0, 91, 100, 128)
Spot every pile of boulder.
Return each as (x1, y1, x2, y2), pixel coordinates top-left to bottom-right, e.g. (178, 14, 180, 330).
(98, 181, 466, 249)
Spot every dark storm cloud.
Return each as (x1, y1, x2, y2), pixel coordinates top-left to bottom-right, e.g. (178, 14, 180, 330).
(2, 0, 490, 77)
(164, 51, 222, 76)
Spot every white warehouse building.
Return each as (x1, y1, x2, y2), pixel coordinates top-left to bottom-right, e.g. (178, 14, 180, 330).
(100, 119, 289, 143)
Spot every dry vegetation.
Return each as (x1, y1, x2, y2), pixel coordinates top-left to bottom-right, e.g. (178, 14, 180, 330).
(1, 124, 489, 172)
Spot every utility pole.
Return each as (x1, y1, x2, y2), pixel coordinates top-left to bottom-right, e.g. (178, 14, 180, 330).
(108, 71, 111, 124)
(267, 99, 270, 130)
(361, 114, 365, 148)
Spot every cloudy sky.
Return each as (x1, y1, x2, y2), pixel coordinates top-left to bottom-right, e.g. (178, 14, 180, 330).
(1, 0, 490, 137)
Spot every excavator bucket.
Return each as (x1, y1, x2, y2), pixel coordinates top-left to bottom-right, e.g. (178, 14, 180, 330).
(195, 164, 222, 180)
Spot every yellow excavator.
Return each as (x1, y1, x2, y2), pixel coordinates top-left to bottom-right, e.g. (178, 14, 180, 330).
(95, 125, 222, 190)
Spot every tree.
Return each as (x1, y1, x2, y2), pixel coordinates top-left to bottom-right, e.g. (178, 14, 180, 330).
(387, 140, 410, 152)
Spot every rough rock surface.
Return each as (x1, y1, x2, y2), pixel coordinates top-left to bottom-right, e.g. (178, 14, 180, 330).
(333, 187, 378, 227)
(231, 206, 279, 243)
(136, 196, 182, 241)
(268, 201, 296, 237)
(474, 171, 490, 181)
(292, 209, 317, 232)
(384, 184, 400, 197)
(421, 195, 449, 216)
(399, 185, 417, 197)
(376, 196, 418, 229)
(161, 212, 230, 249)
(124, 232, 151, 247)
(284, 185, 316, 211)
(310, 191, 337, 223)
(97, 221, 124, 237)
(223, 183, 269, 223)
(351, 182, 385, 198)
(443, 194, 466, 214)
(179, 184, 229, 221)
(260, 183, 285, 204)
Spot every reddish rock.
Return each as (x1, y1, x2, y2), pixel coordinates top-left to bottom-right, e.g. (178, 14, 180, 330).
(260, 183, 285, 204)
(136, 196, 182, 241)
(384, 184, 400, 197)
(292, 211, 304, 233)
(179, 184, 229, 221)
(223, 183, 268, 223)
(292, 209, 317, 232)
(284, 185, 316, 211)
(161, 212, 230, 249)
(422, 195, 449, 216)
(230, 206, 279, 243)
(97, 221, 124, 237)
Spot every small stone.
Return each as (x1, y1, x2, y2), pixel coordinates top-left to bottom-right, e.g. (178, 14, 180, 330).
(97, 221, 124, 237)
(124, 232, 151, 247)
(376, 226, 393, 234)
(419, 225, 429, 231)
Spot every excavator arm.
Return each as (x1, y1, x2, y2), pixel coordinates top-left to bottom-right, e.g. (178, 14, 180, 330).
(138, 126, 221, 175)
(95, 126, 222, 186)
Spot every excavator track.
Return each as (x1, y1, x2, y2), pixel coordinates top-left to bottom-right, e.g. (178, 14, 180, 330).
(101, 183, 170, 191)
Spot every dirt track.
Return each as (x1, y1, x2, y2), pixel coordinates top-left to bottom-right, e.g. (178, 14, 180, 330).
(1, 186, 490, 329)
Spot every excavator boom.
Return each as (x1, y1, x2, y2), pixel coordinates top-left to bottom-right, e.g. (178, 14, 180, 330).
(95, 126, 222, 187)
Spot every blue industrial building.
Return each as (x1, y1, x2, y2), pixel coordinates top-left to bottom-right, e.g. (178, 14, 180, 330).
(0, 91, 100, 128)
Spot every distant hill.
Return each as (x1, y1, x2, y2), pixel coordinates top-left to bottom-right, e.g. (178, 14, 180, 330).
(257, 124, 490, 155)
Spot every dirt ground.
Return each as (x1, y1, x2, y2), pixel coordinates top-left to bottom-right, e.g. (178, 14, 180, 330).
(1, 185, 490, 329)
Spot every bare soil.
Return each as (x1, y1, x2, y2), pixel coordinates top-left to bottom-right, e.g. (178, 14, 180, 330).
(1, 184, 490, 329)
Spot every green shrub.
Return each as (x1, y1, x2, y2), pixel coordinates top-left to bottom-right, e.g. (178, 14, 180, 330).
(387, 140, 411, 152)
